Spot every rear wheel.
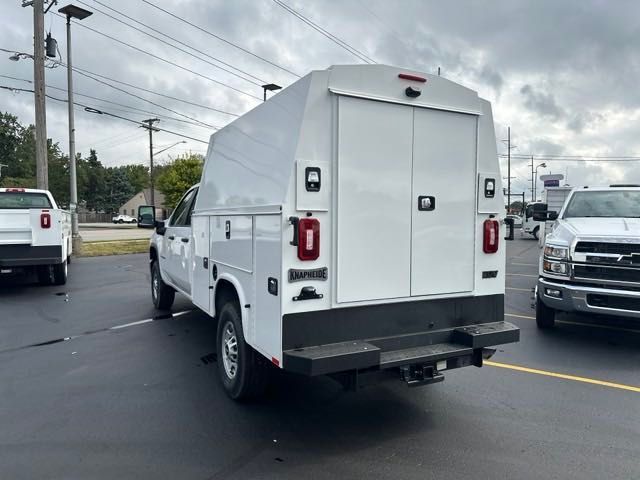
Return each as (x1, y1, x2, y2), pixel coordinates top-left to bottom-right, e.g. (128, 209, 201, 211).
(151, 261, 175, 310)
(118, 219, 124, 224)
(536, 294, 556, 328)
(532, 226, 539, 240)
(216, 300, 269, 401)
(52, 261, 67, 286)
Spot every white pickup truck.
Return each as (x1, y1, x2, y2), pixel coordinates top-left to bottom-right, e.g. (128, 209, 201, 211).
(534, 185, 640, 327)
(139, 65, 519, 400)
(0, 188, 71, 285)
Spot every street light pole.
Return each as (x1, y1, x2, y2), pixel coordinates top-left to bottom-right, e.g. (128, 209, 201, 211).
(533, 162, 547, 201)
(59, 4, 92, 254)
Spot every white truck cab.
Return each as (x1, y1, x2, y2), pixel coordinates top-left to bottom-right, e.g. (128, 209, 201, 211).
(0, 188, 71, 285)
(535, 185, 640, 327)
(139, 65, 519, 400)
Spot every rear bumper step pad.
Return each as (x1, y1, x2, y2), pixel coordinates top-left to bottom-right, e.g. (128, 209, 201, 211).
(283, 321, 519, 376)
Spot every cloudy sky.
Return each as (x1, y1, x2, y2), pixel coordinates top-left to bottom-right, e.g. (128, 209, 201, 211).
(1, 0, 639, 198)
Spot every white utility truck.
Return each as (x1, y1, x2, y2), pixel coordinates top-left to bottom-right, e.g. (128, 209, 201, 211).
(139, 65, 519, 399)
(0, 188, 71, 285)
(534, 185, 640, 328)
(523, 186, 573, 240)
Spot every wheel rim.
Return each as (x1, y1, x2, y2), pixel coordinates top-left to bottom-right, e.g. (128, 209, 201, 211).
(152, 268, 159, 301)
(221, 320, 239, 379)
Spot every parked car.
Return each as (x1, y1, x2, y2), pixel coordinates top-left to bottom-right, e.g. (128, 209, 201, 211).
(112, 214, 137, 224)
(0, 187, 71, 285)
(139, 64, 519, 400)
(534, 185, 640, 328)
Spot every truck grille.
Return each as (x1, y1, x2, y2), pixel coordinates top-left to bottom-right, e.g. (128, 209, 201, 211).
(573, 265, 640, 283)
(575, 241, 640, 256)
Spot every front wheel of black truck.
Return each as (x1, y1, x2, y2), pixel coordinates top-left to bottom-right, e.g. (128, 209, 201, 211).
(536, 294, 556, 328)
(216, 299, 269, 401)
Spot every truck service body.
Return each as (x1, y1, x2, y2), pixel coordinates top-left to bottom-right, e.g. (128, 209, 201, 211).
(143, 65, 519, 399)
(0, 188, 71, 285)
(535, 185, 640, 327)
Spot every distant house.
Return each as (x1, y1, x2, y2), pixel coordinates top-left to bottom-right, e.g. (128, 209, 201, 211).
(119, 189, 167, 220)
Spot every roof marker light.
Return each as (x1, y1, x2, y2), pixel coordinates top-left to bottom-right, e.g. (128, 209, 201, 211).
(398, 73, 427, 83)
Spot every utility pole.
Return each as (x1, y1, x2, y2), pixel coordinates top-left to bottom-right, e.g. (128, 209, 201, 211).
(32, 0, 48, 189)
(530, 156, 534, 202)
(143, 118, 160, 207)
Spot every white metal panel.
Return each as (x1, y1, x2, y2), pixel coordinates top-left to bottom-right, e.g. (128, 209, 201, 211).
(211, 215, 253, 272)
(411, 109, 476, 296)
(191, 215, 211, 314)
(0, 210, 32, 245)
(253, 215, 282, 361)
(336, 96, 413, 302)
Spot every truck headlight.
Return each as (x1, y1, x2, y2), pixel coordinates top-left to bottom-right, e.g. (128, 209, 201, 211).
(543, 260, 568, 275)
(544, 245, 568, 260)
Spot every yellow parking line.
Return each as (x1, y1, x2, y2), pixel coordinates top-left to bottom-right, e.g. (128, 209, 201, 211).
(485, 361, 640, 393)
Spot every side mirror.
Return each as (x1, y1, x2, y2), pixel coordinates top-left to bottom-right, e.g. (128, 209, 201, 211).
(504, 217, 515, 241)
(137, 205, 156, 229)
(532, 210, 558, 221)
(531, 203, 549, 221)
(548, 211, 559, 221)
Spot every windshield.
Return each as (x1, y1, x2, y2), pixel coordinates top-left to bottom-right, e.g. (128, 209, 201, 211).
(563, 190, 640, 218)
(0, 192, 52, 209)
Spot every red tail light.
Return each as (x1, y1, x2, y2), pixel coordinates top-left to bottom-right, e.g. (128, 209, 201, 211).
(483, 219, 499, 253)
(6, 188, 25, 192)
(40, 213, 51, 229)
(298, 218, 320, 261)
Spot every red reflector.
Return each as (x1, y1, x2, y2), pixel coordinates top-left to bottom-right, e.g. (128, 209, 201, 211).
(41, 213, 51, 229)
(6, 188, 25, 192)
(298, 218, 320, 261)
(398, 73, 427, 83)
(271, 357, 280, 367)
(483, 219, 499, 254)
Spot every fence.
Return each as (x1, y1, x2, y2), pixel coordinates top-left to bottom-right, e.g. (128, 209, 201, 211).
(78, 212, 114, 224)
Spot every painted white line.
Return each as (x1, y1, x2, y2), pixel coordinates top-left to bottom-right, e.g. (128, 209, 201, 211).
(506, 273, 537, 278)
(505, 312, 535, 320)
(110, 318, 154, 330)
(110, 310, 192, 330)
(506, 287, 531, 292)
(509, 262, 538, 267)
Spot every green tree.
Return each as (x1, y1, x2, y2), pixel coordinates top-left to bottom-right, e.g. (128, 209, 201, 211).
(122, 164, 149, 193)
(156, 154, 203, 208)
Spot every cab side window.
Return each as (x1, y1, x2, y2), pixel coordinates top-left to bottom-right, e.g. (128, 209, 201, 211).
(169, 188, 197, 227)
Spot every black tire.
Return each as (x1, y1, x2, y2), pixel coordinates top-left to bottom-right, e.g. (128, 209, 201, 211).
(216, 300, 269, 401)
(37, 265, 53, 286)
(131, 219, 137, 224)
(52, 261, 67, 286)
(118, 219, 124, 224)
(151, 261, 175, 310)
(533, 227, 539, 240)
(536, 294, 556, 329)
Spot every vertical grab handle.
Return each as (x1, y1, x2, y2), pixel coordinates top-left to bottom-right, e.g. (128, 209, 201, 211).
(289, 216, 299, 246)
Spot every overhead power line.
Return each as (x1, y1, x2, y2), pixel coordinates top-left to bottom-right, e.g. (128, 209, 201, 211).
(272, 0, 376, 64)
(0, 74, 217, 130)
(139, 0, 301, 78)
(0, 47, 241, 117)
(79, 0, 265, 87)
(52, 12, 263, 101)
(499, 154, 640, 162)
(0, 84, 209, 144)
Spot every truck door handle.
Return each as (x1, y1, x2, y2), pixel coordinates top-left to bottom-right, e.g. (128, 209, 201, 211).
(418, 196, 436, 211)
(181, 237, 189, 243)
(168, 235, 175, 240)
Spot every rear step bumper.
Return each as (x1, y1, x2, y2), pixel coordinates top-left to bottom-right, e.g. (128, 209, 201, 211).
(282, 321, 519, 376)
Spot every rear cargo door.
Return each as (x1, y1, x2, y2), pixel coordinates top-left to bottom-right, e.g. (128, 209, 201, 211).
(410, 109, 476, 295)
(337, 96, 413, 303)
(0, 210, 32, 245)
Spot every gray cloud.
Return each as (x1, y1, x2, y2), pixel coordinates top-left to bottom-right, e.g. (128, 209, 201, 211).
(520, 84, 565, 120)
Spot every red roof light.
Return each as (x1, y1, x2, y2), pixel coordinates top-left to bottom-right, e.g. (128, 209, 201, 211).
(398, 73, 426, 83)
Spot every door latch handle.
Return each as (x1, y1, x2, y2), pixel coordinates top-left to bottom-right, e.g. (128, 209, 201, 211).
(181, 237, 189, 243)
(418, 196, 436, 211)
(168, 235, 175, 240)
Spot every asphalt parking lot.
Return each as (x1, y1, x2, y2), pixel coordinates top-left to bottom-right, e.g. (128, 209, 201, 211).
(1, 237, 639, 480)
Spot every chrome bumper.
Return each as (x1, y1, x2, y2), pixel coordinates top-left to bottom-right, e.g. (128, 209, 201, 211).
(538, 277, 640, 319)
